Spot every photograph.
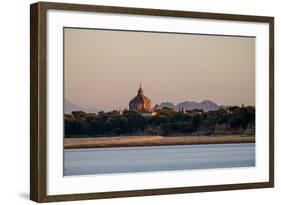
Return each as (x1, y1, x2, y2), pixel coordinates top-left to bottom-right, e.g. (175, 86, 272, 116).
(63, 28, 256, 176)
(29, 2, 274, 202)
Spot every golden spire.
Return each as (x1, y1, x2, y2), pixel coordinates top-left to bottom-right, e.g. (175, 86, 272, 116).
(138, 82, 144, 95)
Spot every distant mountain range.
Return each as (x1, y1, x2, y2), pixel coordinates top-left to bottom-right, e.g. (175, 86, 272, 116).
(160, 100, 220, 112)
(64, 99, 100, 114)
(65, 99, 220, 114)
(159, 102, 175, 109)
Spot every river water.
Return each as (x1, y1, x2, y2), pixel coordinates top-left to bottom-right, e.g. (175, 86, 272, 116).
(64, 143, 255, 176)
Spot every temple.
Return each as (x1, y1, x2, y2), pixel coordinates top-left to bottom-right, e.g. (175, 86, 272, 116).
(129, 84, 152, 113)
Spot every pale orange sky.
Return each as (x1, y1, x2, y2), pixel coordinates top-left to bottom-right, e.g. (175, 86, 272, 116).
(64, 28, 255, 111)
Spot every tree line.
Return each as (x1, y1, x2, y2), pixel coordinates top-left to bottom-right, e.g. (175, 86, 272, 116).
(64, 106, 255, 138)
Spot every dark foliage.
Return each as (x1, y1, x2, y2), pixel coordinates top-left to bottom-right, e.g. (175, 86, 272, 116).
(64, 106, 255, 138)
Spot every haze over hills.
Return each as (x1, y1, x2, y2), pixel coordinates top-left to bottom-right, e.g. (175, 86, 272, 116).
(64, 99, 100, 114)
(65, 99, 220, 114)
(159, 102, 175, 109)
(160, 100, 220, 112)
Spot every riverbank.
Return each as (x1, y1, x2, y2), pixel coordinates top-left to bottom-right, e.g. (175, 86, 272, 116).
(64, 135, 255, 149)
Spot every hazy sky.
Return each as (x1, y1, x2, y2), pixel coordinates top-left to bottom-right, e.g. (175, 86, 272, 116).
(64, 28, 255, 111)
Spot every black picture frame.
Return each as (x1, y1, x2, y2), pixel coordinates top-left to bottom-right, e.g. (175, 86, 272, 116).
(30, 1, 274, 202)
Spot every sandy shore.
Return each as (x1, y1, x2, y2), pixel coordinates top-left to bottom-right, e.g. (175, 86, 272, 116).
(64, 135, 255, 149)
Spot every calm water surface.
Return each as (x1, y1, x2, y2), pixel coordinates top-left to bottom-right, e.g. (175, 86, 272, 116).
(64, 143, 255, 176)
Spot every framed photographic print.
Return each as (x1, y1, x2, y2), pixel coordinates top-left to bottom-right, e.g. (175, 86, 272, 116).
(30, 1, 274, 202)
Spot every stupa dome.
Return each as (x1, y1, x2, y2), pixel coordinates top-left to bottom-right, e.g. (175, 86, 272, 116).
(129, 84, 152, 112)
